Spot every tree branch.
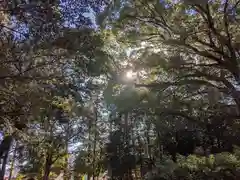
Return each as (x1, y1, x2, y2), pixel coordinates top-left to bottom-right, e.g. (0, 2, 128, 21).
(0, 25, 28, 39)
(184, 43, 224, 65)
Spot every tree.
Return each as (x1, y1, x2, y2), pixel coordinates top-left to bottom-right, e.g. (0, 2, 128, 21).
(97, 0, 240, 179)
(101, 0, 240, 112)
(0, 0, 111, 179)
(2, 0, 240, 179)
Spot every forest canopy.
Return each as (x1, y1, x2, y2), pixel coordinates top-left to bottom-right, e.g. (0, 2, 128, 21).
(0, 0, 239, 180)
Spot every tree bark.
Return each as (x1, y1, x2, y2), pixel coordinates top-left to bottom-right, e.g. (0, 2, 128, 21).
(64, 122, 69, 180)
(43, 152, 52, 180)
(87, 117, 92, 180)
(8, 142, 17, 180)
(0, 153, 9, 180)
(0, 135, 13, 180)
(92, 107, 98, 180)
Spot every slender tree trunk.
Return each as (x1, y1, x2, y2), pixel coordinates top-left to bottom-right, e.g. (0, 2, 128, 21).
(43, 152, 52, 180)
(139, 150, 144, 177)
(8, 142, 17, 180)
(0, 135, 13, 180)
(64, 122, 69, 180)
(43, 112, 54, 180)
(92, 107, 98, 180)
(64, 147, 69, 180)
(157, 132, 164, 160)
(146, 122, 151, 160)
(1, 153, 8, 180)
(123, 113, 134, 180)
(87, 117, 92, 180)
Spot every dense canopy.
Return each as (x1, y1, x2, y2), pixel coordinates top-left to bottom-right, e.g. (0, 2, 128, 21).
(0, 0, 240, 180)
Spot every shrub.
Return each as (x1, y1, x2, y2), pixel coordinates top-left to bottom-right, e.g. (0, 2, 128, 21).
(146, 147, 240, 180)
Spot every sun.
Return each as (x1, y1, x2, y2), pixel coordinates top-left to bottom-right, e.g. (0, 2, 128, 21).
(126, 70, 135, 79)
(126, 71, 133, 78)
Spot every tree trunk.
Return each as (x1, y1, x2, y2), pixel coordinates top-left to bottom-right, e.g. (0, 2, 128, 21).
(8, 142, 17, 180)
(87, 117, 92, 180)
(64, 148, 69, 180)
(146, 122, 151, 159)
(43, 152, 52, 180)
(92, 107, 98, 180)
(0, 153, 9, 180)
(64, 122, 69, 180)
(0, 135, 13, 180)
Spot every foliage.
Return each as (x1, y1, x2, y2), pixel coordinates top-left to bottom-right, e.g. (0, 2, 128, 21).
(1, 0, 240, 180)
(146, 147, 240, 180)
(99, 0, 240, 180)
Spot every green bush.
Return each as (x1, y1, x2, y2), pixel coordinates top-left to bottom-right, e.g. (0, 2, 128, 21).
(146, 147, 240, 180)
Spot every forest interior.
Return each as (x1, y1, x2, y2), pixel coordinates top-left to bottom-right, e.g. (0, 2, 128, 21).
(0, 0, 240, 180)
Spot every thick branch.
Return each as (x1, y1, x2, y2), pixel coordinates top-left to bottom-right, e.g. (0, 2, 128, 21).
(180, 71, 240, 111)
(184, 43, 224, 65)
